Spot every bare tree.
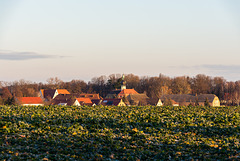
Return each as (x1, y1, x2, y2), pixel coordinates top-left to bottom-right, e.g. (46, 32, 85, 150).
(124, 74, 140, 90)
(192, 74, 212, 94)
(211, 77, 226, 100)
(171, 76, 191, 94)
(46, 77, 63, 89)
(147, 76, 171, 98)
(91, 75, 108, 97)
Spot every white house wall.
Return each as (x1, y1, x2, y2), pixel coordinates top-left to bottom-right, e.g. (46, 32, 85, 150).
(22, 104, 44, 106)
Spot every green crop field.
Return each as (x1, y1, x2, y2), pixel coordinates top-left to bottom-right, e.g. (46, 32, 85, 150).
(1, 105, 240, 160)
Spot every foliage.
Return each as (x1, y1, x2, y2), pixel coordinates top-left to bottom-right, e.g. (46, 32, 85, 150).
(1, 105, 240, 160)
(195, 96, 199, 106)
(204, 97, 210, 107)
(4, 97, 15, 106)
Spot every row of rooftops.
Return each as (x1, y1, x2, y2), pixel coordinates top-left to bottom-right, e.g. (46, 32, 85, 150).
(15, 88, 220, 107)
(15, 88, 157, 106)
(16, 89, 123, 106)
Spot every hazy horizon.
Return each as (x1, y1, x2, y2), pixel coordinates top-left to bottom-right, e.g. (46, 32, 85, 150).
(1, 0, 240, 82)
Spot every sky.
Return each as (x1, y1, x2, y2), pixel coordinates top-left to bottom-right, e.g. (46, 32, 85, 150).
(0, 0, 240, 83)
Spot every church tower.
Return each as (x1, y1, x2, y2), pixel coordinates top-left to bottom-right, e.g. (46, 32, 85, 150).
(121, 74, 126, 91)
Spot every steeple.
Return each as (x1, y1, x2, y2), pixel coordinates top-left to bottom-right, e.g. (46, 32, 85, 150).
(121, 74, 126, 91)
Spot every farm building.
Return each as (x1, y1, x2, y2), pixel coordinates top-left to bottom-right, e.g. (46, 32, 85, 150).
(147, 98, 163, 106)
(161, 94, 220, 107)
(127, 94, 149, 106)
(123, 94, 163, 106)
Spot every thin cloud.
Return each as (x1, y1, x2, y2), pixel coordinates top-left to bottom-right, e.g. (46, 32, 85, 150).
(204, 64, 239, 70)
(170, 64, 240, 72)
(192, 64, 240, 74)
(0, 50, 62, 60)
(170, 64, 240, 81)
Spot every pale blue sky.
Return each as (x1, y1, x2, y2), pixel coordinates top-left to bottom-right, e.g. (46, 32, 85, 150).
(0, 0, 240, 82)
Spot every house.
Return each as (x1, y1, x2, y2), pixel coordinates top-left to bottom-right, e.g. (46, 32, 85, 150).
(101, 99, 126, 106)
(76, 97, 92, 106)
(15, 97, 44, 106)
(51, 94, 80, 106)
(78, 93, 101, 100)
(161, 94, 220, 107)
(118, 89, 139, 98)
(91, 99, 102, 106)
(127, 94, 149, 106)
(147, 98, 163, 106)
(40, 89, 70, 100)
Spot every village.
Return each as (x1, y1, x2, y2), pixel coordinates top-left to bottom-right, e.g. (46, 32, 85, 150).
(11, 75, 221, 107)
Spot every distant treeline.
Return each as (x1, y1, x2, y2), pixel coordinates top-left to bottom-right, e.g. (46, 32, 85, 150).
(0, 73, 240, 105)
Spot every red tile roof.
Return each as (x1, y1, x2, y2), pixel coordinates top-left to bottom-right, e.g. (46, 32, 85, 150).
(41, 89, 70, 99)
(119, 89, 139, 95)
(17, 97, 44, 105)
(56, 89, 70, 95)
(79, 93, 101, 100)
(118, 89, 139, 97)
(76, 98, 92, 104)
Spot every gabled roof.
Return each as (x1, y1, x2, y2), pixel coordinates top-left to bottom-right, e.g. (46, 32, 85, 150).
(51, 94, 78, 106)
(118, 89, 139, 95)
(197, 94, 216, 102)
(42, 89, 56, 99)
(101, 99, 124, 106)
(161, 94, 195, 103)
(91, 99, 102, 105)
(147, 98, 162, 106)
(127, 94, 149, 100)
(76, 98, 92, 105)
(16, 97, 44, 105)
(161, 94, 217, 103)
(40, 89, 44, 97)
(79, 93, 101, 100)
(170, 99, 179, 105)
(41, 89, 70, 99)
(127, 94, 149, 105)
(56, 89, 70, 95)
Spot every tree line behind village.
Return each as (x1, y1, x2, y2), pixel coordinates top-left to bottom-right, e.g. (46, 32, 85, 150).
(0, 73, 239, 106)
